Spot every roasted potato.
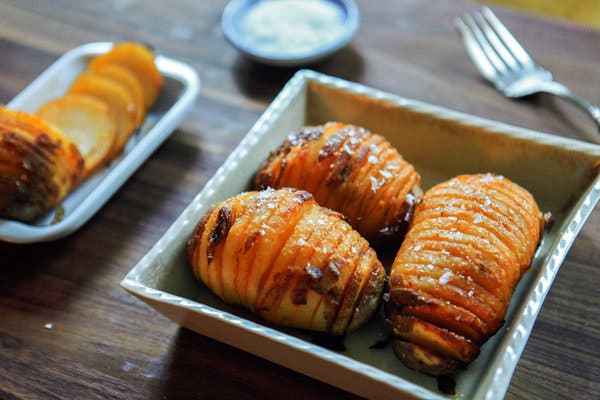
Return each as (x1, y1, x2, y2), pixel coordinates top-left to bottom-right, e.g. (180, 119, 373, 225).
(0, 106, 83, 221)
(388, 174, 543, 376)
(187, 187, 386, 335)
(255, 123, 422, 243)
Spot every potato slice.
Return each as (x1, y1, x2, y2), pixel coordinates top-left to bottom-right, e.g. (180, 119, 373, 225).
(89, 42, 163, 109)
(88, 63, 145, 126)
(37, 94, 118, 176)
(69, 73, 136, 157)
(390, 315, 479, 363)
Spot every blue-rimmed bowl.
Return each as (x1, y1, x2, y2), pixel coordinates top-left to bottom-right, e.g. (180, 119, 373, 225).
(222, 0, 360, 66)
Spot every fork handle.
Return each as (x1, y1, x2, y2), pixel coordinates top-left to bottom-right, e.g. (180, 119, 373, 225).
(538, 81, 600, 131)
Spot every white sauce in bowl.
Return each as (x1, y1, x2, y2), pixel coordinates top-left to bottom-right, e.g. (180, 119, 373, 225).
(240, 0, 347, 56)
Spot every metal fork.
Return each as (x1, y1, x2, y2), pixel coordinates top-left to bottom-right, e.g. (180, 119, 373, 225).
(456, 7, 600, 131)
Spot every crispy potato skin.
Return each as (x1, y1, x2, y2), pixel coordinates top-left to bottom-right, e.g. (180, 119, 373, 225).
(0, 106, 83, 221)
(254, 123, 421, 243)
(187, 188, 385, 335)
(388, 174, 543, 376)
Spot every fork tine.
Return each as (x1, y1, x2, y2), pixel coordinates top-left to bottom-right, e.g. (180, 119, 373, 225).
(462, 14, 508, 76)
(455, 17, 498, 82)
(481, 6, 535, 68)
(472, 11, 518, 71)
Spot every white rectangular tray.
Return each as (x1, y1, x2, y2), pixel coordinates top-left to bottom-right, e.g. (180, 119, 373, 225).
(0, 42, 200, 243)
(121, 70, 600, 399)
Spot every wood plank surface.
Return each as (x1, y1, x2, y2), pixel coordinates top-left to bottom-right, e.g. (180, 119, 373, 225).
(1, 1, 598, 399)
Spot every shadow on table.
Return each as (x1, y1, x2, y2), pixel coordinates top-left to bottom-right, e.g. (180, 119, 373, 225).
(157, 327, 361, 400)
(232, 45, 366, 104)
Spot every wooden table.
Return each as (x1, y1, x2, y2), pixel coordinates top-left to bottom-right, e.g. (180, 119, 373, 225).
(1, 1, 598, 399)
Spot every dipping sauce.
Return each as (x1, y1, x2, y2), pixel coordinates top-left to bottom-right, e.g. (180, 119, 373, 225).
(240, 0, 347, 56)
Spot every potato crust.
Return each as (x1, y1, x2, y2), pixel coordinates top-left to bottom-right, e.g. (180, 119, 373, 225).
(0, 106, 83, 221)
(254, 123, 422, 243)
(187, 188, 386, 334)
(388, 174, 543, 375)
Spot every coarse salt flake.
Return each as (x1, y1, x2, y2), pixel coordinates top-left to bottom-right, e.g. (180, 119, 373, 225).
(481, 174, 495, 183)
(344, 145, 354, 155)
(370, 144, 381, 154)
(439, 271, 452, 284)
(380, 169, 392, 179)
(368, 155, 379, 164)
(369, 176, 381, 192)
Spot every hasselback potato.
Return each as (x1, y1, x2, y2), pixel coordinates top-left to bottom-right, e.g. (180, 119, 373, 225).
(255, 123, 422, 243)
(187, 187, 386, 335)
(388, 174, 543, 376)
(0, 106, 83, 221)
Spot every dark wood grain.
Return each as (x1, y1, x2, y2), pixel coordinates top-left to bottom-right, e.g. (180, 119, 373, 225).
(0, 0, 598, 399)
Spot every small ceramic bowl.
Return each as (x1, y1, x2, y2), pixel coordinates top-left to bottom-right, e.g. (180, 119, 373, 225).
(222, 0, 360, 67)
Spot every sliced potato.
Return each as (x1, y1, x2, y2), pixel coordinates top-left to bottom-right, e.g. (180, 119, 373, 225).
(69, 73, 136, 157)
(88, 63, 145, 126)
(37, 94, 118, 176)
(89, 42, 163, 109)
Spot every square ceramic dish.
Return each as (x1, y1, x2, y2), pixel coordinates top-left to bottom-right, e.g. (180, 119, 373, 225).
(121, 70, 600, 399)
(0, 42, 200, 243)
